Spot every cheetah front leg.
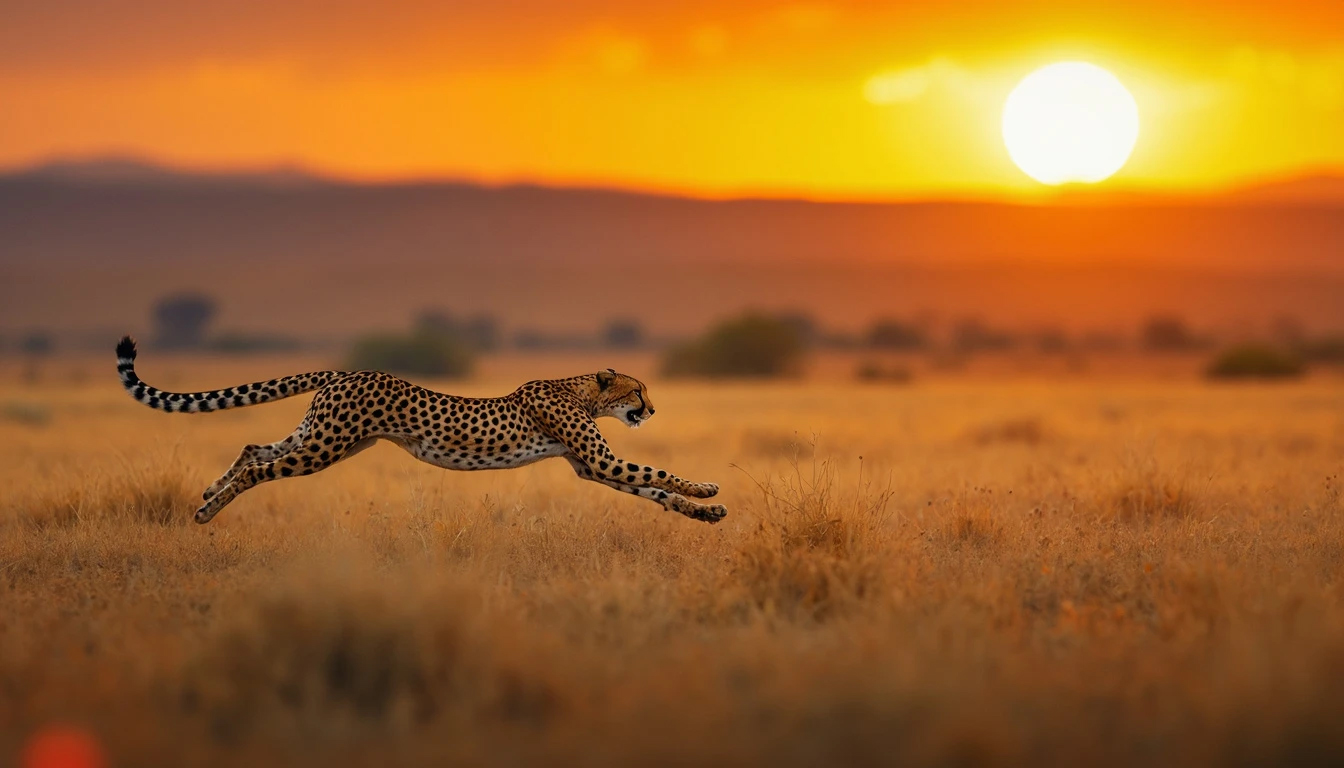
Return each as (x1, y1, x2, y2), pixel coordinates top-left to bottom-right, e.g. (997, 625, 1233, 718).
(530, 403, 726, 523)
(564, 457, 726, 523)
(575, 442, 720, 501)
(528, 404, 721, 496)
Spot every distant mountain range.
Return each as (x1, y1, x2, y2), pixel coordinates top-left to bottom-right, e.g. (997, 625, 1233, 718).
(1216, 174, 1344, 205)
(2, 157, 1341, 340)
(10, 156, 1344, 204)
(7, 156, 329, 189)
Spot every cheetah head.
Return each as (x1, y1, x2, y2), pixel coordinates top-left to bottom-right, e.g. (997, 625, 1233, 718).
(595, 368, 655, 428)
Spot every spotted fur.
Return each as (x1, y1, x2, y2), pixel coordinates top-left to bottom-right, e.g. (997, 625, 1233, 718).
(115, 336, 725, 525)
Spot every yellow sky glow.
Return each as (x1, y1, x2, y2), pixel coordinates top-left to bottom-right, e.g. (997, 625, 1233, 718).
(1, 2, 1341, 199)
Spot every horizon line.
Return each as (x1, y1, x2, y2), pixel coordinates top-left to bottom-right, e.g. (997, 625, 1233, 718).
(4, 152, 1344, 207)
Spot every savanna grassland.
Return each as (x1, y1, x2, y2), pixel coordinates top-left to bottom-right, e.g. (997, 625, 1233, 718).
(3, 355, 1344, 767)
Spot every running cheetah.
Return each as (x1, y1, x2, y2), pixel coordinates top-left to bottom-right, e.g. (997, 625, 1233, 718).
(115, 337, 725, 525)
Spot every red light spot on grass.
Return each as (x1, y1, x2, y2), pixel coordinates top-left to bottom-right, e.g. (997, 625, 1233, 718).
(19, 725, 106, 768)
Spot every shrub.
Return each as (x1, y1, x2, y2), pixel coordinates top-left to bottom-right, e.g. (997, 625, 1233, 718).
(346, 330, 473, 378)
(1206, 344, 1305, 380)
(662, 313, 805, 378)
(854, 361, 912, 383)
(1142, 315, 1206, 352)
(864, 319, 927, 350)
(1296, 336, 1344, 364)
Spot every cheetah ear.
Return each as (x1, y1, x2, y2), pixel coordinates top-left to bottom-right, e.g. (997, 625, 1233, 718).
(596, 368, 616, 390)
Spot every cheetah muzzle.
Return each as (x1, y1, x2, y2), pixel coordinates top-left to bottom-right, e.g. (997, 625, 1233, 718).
(114, 338, 725, 525)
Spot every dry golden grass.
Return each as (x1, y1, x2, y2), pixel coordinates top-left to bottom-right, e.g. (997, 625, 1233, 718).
(3, 361, 1344, 766)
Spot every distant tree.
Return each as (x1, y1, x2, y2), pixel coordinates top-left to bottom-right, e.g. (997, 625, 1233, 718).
(865, 318, 927, 350)
(662, 313, 805, 378)
(152, 293, 217, 350)
(952, 318, 1015, 353)
(19, 331, 54, 357)
(603, 319, 645, 349)
(1141, 315, 1203, 352)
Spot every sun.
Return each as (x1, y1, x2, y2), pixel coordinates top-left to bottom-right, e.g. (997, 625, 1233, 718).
(1002, 62, 1139, 185)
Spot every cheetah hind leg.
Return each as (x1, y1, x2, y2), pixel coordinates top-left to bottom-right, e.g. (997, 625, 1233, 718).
(201, 422, 308, 500)
(194, 436, 358, 524)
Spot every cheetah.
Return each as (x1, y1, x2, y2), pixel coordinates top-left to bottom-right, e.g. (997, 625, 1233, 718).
(114, 337, 726, 525)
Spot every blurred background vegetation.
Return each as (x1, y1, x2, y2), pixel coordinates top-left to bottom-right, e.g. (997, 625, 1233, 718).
(7, 289, 1344, 385)
(662, 313, 806, 379)
(1206, 344, 1305, 380)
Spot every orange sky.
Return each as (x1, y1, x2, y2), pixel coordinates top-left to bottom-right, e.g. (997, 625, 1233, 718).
(2, 1, 1342, 199)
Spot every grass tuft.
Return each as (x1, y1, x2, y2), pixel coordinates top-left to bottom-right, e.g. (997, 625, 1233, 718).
(730, 451, 894, 621)
(181, 568, 559, 744)
(11, 459, 196, 530)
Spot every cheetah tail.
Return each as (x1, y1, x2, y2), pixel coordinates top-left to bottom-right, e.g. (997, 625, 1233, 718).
(115, 335, 346, 414)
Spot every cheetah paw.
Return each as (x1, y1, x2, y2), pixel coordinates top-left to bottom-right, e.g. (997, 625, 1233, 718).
(194, 498, 225, 524)
(685, 482, 720, 499)
(690, 504, 728, 524)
